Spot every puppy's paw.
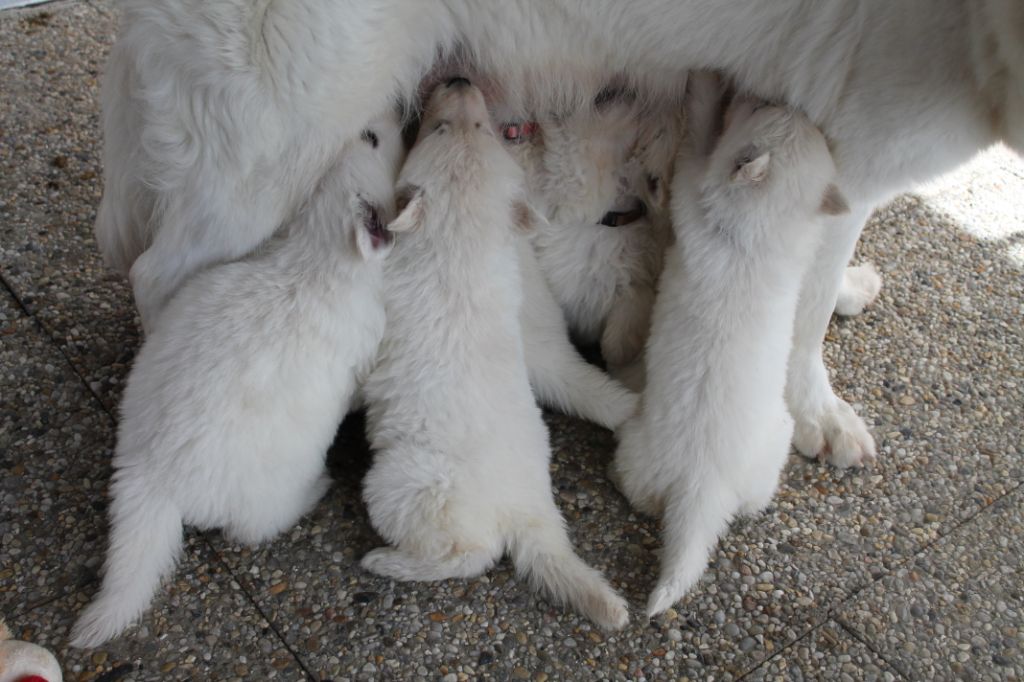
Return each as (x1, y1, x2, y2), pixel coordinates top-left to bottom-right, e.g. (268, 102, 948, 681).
(792, 398, 876, 468)
(834, 263, 882, 316)
(362, 545, 494, 581)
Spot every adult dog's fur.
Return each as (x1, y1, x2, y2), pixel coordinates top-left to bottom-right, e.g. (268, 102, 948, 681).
(97, 1, 1022, 460)
(71, 112, 403, 648)
(615, 78, 851, 616)
(361, 82, 629, 629)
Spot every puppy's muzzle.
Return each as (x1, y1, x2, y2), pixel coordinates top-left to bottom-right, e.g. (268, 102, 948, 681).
(362, 202, 393, 250)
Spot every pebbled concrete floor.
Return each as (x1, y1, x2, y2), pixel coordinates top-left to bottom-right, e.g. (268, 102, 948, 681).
(1, 2, 1022, 680)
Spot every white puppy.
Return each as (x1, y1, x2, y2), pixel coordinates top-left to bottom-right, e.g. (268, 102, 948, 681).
(70, 112, 404, 648)
(361, 80, 629, 630)
(613, 77, 851, 617)
(508, 94, 679, 367)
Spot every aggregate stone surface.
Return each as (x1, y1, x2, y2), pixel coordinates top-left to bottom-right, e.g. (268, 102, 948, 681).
(1, 289, 112, 617)
(837, 489, 1024, 681)
(743, 620, 900, 682)
(0, 0, 137, 413)
(1, 1, 1022, 681)
(12, 538, 295, 682)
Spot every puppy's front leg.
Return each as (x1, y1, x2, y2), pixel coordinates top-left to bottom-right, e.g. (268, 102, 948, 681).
(786, 208, 877, 468)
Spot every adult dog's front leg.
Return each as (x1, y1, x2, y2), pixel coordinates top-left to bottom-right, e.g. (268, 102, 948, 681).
(786, 208, 877, 468)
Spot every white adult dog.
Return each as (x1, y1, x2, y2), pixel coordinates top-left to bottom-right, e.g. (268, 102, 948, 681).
(70, 111, 404, 648)
(360, 81, 629, 630)
(96, 0, 1022, 470)
(614, 75, 852, 616)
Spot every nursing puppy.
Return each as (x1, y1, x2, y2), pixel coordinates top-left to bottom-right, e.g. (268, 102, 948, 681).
(361, 80, 629, 630)
(520, 94, 679, 367)
(70, 112, 403, 648)
(613, 77, 851, 617)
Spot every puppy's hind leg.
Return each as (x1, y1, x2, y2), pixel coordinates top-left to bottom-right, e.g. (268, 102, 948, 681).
(601, 283, 656, 367)
(226, 472, 332, 546)
(609, 411, 667, 517)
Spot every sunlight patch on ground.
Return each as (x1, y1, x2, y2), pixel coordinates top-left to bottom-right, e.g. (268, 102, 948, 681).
(914, 144, 1024, 246)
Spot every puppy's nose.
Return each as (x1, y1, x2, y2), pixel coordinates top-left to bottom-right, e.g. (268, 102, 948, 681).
(446, 76, 471, 89)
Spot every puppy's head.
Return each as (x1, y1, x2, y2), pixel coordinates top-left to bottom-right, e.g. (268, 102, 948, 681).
(538, 90, 645, 226)
(705, 96, 848, 221)
(339, 108, 405, 261)
(389, 79, 532, 235)
(416, 77, 494, 144)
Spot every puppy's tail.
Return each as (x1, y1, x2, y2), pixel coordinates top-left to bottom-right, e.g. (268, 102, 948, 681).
(71, 477, 183, 648)
(508, 509, 629, 630)
(646, 481, 733, 618)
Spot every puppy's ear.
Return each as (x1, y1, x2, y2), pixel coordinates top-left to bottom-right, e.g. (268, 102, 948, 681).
(512, 200, 547, 233)
(819, 183, 850, 216)
(731, 150, 770, 184)
(389, 184, 425, 232)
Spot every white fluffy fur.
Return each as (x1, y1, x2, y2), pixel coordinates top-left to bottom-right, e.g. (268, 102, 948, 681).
(361, 83, 628, 629)
(97, 2, 1022, 461)
(70, 112, 404, 648)
(510, 95, 678, 367)
(835, 263, 883, 317)
(614, 77, 851, 616)
(518, 238, 639, 430)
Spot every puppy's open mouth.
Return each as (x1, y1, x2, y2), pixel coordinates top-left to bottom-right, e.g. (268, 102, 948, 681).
(598, 198, 647, 227)
(363, 203, 392, 249)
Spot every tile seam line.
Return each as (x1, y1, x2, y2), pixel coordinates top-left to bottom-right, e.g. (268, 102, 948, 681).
(203, 538, 321, 682)
(2, 269, 312, 677)
(0, 269, 115, 425)
(828, 479, 1023, 677)
(739, 478, 1023, 679)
